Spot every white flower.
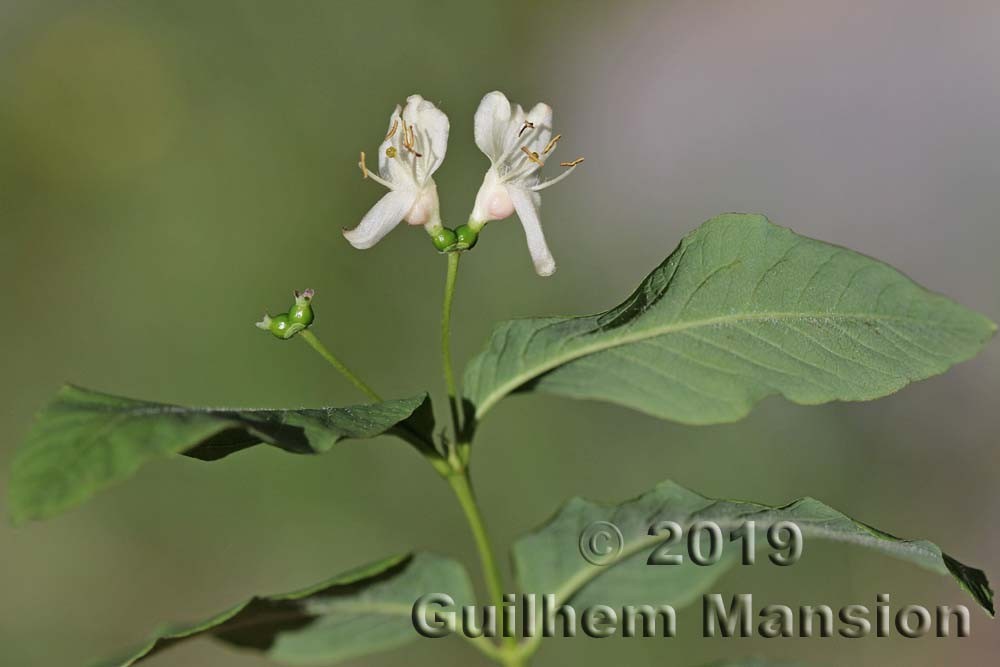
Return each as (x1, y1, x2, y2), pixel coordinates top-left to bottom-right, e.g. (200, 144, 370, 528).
(468, 91, 583, 276)
(343, 95, 450, 249)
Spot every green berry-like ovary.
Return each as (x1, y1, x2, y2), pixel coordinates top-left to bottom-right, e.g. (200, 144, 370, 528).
(288, 303, 313, 326)
(289, 289, 315, 326)
(269, 314, 292, 339)
(432, 228, 458, 252)
(455, 224, 479, 250)
(255, 289, 313, 340)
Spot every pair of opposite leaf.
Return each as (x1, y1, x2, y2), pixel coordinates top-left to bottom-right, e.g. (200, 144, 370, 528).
(343, 91, 584, 276)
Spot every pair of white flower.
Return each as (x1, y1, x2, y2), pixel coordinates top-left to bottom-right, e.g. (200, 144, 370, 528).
(343, 91, 583, 276)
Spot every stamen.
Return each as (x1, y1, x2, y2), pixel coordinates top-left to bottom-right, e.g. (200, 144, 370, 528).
(519, 121, 535, 137)
(531, 159, 582, 192)
(402, 123, 423, 157)
(384, 118, 399, 141)
(520, 146, 542, 164)
(543, 134, 562, 155)
(357, 151, 394, 189)
(385, 146, 397, 158)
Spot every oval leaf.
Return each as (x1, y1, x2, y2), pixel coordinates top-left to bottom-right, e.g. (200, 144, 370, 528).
(464, 214, 995, 425)
(9, 385, 435, 524)
(513, 480, 993, 616)
(93, 553, 473, 666)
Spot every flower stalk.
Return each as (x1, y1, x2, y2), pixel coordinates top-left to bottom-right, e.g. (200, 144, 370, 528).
(299, 330, 382, 403)
(441, 251, 463, 450)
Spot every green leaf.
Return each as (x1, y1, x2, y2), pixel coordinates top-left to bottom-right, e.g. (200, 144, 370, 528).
(9, 385, 435, 524)
(513, 480, 994, 616)
(464, 214, 995, 425)
(92, 552, 473, 667)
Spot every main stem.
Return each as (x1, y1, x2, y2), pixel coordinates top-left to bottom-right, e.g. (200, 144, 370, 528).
(441, 251, 463, 448)
(447, 471, 506, 613)
(438, 252, 523, 666)
(447, 469, 522, 666)
(299, 330, 382, 403)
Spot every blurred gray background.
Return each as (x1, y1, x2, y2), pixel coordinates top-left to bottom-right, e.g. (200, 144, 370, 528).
(1, 1, 997, 665)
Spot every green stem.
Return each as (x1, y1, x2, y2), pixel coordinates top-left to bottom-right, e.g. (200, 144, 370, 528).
(299, 330, 382, 403)
(301, 320, 448, 470)
(436, 252, 523, 665)
(447, 470, 520, 658)
(441, 251, 463, 446)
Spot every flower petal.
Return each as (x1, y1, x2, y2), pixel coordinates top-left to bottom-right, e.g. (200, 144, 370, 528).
(378, 96, 449, 188)
(403, 94, 450, 179)
(508, 185, 556, 276)
(343, 189, 418, 249)
(378, 104, 404, 181)
(522, 102, 554, 156)
(474, 91, 518, 162)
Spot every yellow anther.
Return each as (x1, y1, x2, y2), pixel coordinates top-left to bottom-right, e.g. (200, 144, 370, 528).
(358, 151, 369, 179)
(385, 146, 397, 158)
(559, 157, 585, 167)
(385, 118, 399, 141)
(519, 121, 535, 137)
(520, 146, 542, 164)
(543, 134, 562, 155)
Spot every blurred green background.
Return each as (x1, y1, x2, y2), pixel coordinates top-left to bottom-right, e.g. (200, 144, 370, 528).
(1, 1, 998, 665)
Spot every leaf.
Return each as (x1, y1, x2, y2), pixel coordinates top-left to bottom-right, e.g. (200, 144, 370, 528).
(9, 385, 436, 524)
(92, 552, 474, 667)
(464, 213, 996, 425)
(513, 480, 994, 616)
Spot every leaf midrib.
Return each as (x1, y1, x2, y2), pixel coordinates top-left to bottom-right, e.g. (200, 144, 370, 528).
(473, 310, 965, 419)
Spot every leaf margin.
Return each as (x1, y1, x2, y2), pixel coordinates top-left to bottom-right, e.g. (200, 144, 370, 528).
(463, 213, 996, 427)
(9, 384, 436, 524)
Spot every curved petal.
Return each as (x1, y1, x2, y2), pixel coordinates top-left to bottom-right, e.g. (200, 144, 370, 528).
(508, 185, 556, 276)
(343, 189, 418, 249)
(474, 91, 516, 162)
(404, 94, 450, 181)
(377, 104, 404, 180)
(522, 102, 554, 156)
(378, 96, 450, 187)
